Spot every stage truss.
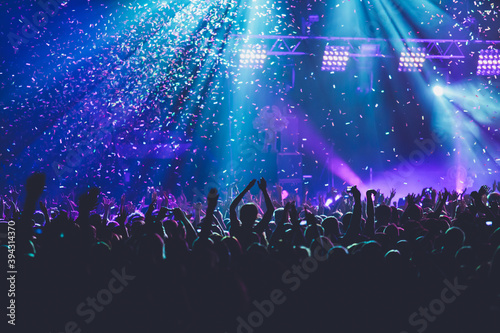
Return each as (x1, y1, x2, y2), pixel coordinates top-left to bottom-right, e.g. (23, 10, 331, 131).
(232, 35, 500, 60)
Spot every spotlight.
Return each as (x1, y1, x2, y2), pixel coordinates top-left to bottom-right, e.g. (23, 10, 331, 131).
(239, 44, 267, 69)
(398, 47, 428, 72)
(321, 45, 349, 72)
(432, 85, 444, 96)
(477, 49, 500, 76)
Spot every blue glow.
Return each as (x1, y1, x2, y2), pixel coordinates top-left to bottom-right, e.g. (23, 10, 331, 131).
(433, 85, 444, 96)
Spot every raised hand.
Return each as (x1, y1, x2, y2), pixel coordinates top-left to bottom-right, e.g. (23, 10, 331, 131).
(365, 189, 376, 237)
(151, 190, 158, 205)
(145, 191, 157, 224)
(157, 206, 170, 221)
(114, 194, 127, 226)
(406, 193, 416, 206)
(102, 196, 115, 223)
(161, 190, 169, 208)
(431, 188, 437, 201)
(245, 179, 257, 191)
(139, 196, 146, 209)
(279, 202, 291, 226)
(9, 186, 20, 204)
(62, 193, 77, 211)
(276, 183, 283, 194)
(366, 189, 377, 201)
(207, 188, 219, 212)
(450, 190, 459, 201)
(349, 185, 361, 200)
(257, 177, 267, 191)
(318, 195, 324, 204)
(39, 199, 50, 224)
(304, 206, 317, 225)
(156, 195, 164, 209)
(443, 188, 450, 200)
(103, 196, 115, 209)
(415, 191, 423, 203)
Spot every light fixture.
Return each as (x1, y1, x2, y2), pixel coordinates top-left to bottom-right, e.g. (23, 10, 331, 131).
(477, 49, 500, 76)
(239, 44, 267, 69)
(398, 47, 428, 72)
(432, 85, 444, 96)
(321, 45, 349, 72)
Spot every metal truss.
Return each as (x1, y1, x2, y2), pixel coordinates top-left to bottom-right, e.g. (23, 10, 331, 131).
(233, 35, 500, 60)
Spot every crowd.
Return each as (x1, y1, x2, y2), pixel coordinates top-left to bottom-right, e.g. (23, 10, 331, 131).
(2, 172, 500, 333)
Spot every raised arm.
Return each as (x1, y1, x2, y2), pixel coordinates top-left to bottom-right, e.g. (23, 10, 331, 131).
(276, 183, 283, 206)
(199, 188, 219, 238)
(144, 190, 157, 225)
(365, 189, 377, 237)
(428, 189, 449, 219)
(318, 194, 325, 216)
(345, 186, 362, 239)
(0, 196, 4, 221)
(255, 177, 274, 233)
(229, 179, 256, 226)
(102, 196, 115, 224)
(193, 202, 203, 227)
(114, 194, 130, 239)
(173, 207, 197, 246)
(385, 188, 396, 206)
(39, 200, 50, 225)
(401, 193, 416, 223)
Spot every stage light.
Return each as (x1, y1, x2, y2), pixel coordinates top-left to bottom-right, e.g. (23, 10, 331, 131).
(477, 49, 500, 76)
(433, 85, 444, 96)
(239, 44, 267, 69)
(398, 47, 428, 72)
(321, 45, 349, 72)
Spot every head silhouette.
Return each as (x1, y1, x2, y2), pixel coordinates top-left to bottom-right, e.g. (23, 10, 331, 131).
(240, 203, 258, 227)
(375, 205, 392, 225)
(442, 227, 465, 254)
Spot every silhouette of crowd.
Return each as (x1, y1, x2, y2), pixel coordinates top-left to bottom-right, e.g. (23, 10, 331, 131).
(2, 172, 500, 333)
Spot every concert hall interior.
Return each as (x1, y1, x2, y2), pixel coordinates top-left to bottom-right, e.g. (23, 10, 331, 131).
(1, 1, 500, 332)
